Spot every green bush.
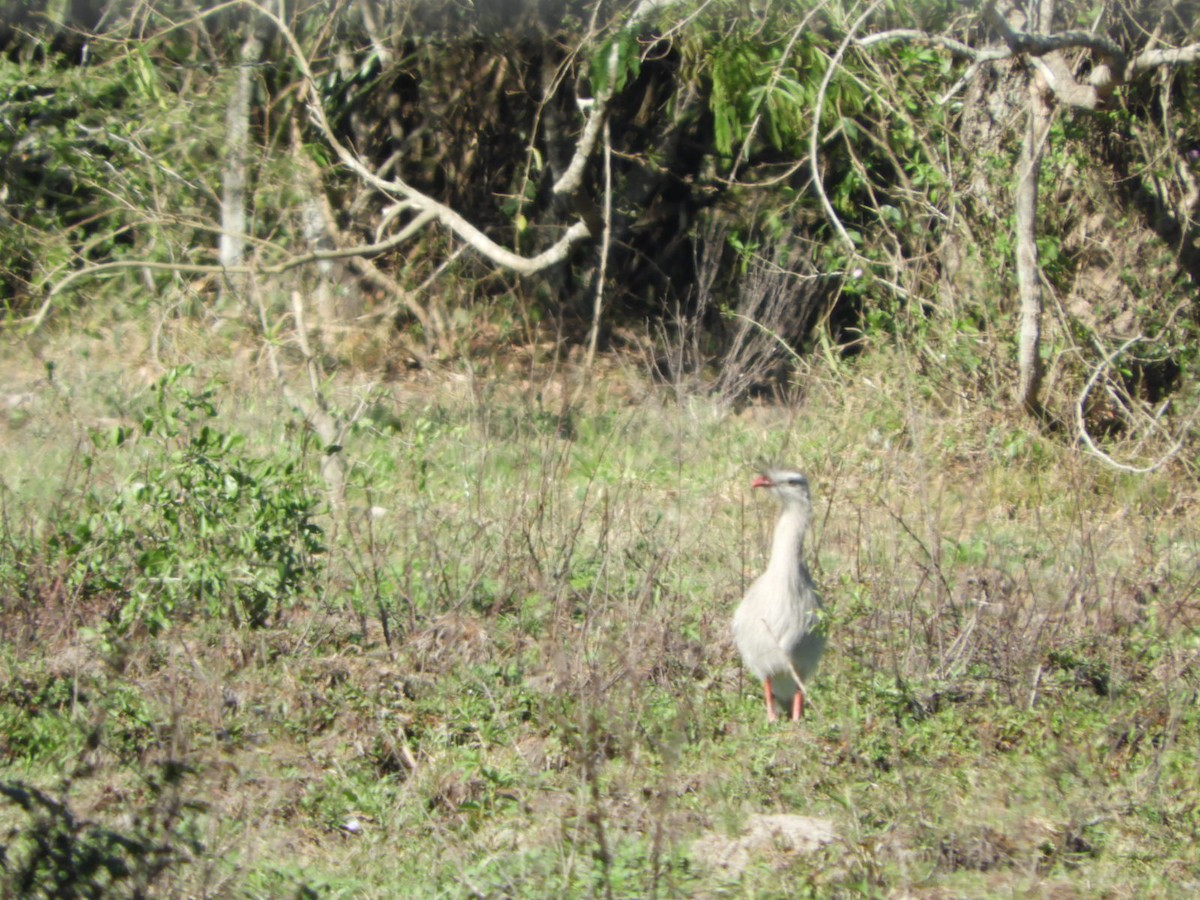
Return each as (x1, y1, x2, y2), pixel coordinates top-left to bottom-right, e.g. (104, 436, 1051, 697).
(60, 367, 324, 633)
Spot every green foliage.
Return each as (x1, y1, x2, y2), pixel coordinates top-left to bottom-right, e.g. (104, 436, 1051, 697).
(589, 26, 643, 97)
(703, 28, 840, 159)
(0, 49, 228, 314)
(0, 672, 83, 764)
(59, 368, 324, 633)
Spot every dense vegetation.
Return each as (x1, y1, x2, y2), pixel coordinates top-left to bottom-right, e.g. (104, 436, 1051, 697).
(2, 1, 1200, 895)
(4, 0, 1198, 414)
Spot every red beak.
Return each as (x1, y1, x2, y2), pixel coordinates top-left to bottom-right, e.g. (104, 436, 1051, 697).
(751, 474, 772, 489)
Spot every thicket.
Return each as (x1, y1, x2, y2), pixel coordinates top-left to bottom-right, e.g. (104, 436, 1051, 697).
(0, 0, 1196, 430)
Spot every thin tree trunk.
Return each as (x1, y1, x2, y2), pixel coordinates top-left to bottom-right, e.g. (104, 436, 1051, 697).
(1014, 86, 1050, 413)
(218, 29, 261, 302)
(1014, 0, 1054, 415)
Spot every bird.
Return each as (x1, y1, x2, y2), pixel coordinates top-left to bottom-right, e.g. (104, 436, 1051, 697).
(733, 468, 826, 722)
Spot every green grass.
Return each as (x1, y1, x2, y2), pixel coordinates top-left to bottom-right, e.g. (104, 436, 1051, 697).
(2, 331, 1200, 897)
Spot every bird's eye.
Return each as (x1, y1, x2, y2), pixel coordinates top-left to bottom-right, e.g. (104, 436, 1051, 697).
(788, 476, 807, 485)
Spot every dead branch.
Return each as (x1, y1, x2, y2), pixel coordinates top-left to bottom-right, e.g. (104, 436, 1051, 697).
(985, 0, 1200, 108)
(553, 0, 681, 197)
(1132, 43, 1200, 73)
(1076, 336, 1190, 474)
(984, 0, 1127, 70)
(27, 211, 437, 331)
(861, 5, 1200, 109)
(811, 1, 883, 257)
(857, 29, 1009, 62)
(240, 0, 596, 277)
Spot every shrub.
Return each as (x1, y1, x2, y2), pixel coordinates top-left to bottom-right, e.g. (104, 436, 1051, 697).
(60, 367, 324, 633)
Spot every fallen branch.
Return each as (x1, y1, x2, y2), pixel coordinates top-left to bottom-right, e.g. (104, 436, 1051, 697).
(985, 0, 1200, 108)
(857, 29, 1007, 62)
(983, 1, 1126, 72)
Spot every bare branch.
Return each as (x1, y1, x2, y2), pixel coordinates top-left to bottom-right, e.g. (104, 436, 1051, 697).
(410, 206, 591, 277)
(241, 0, 592, 276)
(27, 210, 438, 330)
(1131, 42, 1200, 75)
(553, 95, 610, 199)
(857, 29, 1008, 62)
(984, 0, 1126, 68)
(1076, 336, 1189, 474)
(811, 1, 883, 256)
(982, 0, 1200, 107)
(582, 120, 614, 373)
(553, 0, 680, 198)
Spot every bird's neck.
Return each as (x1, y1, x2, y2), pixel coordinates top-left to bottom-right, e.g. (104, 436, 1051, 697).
(767, 505, 809, 577)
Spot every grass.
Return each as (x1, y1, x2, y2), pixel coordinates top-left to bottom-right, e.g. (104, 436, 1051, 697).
(2, 326, 1200, 897)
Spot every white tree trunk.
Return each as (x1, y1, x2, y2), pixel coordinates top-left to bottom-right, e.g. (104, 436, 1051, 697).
(1014, 0, 1053, 414)
(218, 30, 261, 295)
(1014, 82, 1051, 413)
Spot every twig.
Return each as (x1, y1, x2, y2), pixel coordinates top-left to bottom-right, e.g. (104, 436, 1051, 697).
(810, 1, 883, 257)
(26, 210, 436, 331)
(1075, 335, 1190, 474)
(857, 29, 1006, 61)
(583, 120, 614, 374)
(726, 312, 803, 365)
(877, 495, 958, 619)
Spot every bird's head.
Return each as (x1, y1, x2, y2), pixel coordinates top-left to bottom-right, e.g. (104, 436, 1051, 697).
(752, 468, 812, 511)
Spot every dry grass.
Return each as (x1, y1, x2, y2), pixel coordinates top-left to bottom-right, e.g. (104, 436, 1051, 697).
(2, 327, 1200, 897)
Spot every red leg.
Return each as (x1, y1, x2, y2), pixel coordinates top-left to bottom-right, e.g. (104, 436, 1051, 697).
(763, 679, 777, 723)
(791, 688, 804, 721)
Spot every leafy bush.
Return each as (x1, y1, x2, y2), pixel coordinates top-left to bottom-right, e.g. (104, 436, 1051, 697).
(61, 367, 324, 633)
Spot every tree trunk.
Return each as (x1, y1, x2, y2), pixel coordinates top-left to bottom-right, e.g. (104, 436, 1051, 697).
(1014, 75, 1052, 414)
(218, 28, 262, 302)
(1013, 0, 1054, 416)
